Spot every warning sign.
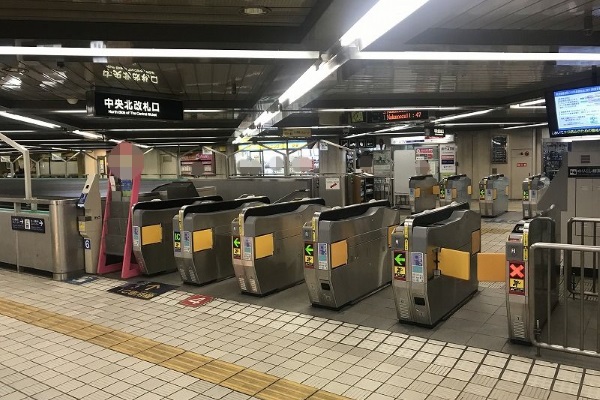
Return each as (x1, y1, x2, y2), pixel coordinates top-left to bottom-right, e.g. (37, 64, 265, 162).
(232, 236, 241, 260)
(108, 281, 177, 300)
(393, 251, 406, 281)
(304, 243, 314, 268)
(509, 262, 525, 279)
(509, 278, 525, 295)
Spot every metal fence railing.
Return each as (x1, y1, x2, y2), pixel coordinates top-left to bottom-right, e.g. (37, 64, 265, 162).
(529, 242, 600, 358)
(566, 217, 600, 297)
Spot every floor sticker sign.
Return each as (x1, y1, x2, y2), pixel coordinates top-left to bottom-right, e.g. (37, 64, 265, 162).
(108, 281, 177, 300)
(67, 276, 99, 285)
(180, 294, 214, 307)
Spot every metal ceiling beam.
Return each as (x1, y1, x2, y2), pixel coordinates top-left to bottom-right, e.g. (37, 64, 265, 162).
(404, 28, 600, 47)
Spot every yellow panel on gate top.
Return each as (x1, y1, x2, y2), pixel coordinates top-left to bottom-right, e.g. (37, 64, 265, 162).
(492, 188, 498, 200)
(193, 229, 213, 252)
(414, 187, 421, 198)
(467, 185, 472, 195)
(477, 253, 506, 282)
(254, 234, 274, 259)
(451, 188, 457, 199)
(432, 185, 440, 195)
(331, 240, 348, 269)
(438, 248, 470, 281)
(141, 224, 162, 246)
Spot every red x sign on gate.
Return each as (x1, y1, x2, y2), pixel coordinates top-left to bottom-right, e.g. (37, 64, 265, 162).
(509, 263, 525, 279)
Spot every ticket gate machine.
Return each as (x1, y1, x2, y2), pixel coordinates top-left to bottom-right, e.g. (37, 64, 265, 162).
(174, 196, 270, 285)
(440, 175, 472, 206)
(132, 195, 223, 275)
(231, 198, 326, 295)
(409, 175, 438, 213)
(303, 200, 401, 309)
(391, 202, 481, 327)
(479, 174, 509, 217)
(506, 216, 558, 343)
(522, 174, 550, 219)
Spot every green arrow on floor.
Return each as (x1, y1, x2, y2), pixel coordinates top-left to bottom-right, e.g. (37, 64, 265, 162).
(233, 238, 240, 248)
(305, 244, 313, 255)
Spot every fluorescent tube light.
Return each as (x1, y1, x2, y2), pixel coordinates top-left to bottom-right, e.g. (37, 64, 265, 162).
(73, 130, 102, 139)
(0, 111, 60, 129)
(356, 51, 600, 62)
(109, 139, 123, 144)
(254, 110, 280, 127)
(106, 128, 232, 132)
(52, 110, 87, 114)
(319, 107, 461, 112)
(340, 0, 430, 49)
(439, 122, 526, 127)
(510, 105, 546, 109)
(503, 123, 548, 130)
(518, 99, 545, 106)
(434, 109, 495, 123)
(0, 46, 319, 60)
(279, 61, 341, 105)
(184, 109, 227, 113)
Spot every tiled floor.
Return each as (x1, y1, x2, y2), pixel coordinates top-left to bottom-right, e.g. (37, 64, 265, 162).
(1, 269, 600, 400)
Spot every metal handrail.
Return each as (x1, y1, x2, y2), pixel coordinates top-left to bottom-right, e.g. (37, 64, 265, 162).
(529, 242, 600, 358)
(567, 217, 600, 297)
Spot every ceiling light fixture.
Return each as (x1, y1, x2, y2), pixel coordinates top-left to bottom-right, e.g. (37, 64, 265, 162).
(0, 111, 60, 129)
(0, 46, 319, 60)
(340, 0, 430, 49)
(183, 109, 227, 113)
(318, 106, 462, 112)
(503, 122, 548, 130)
(434, 109, 496, 123)
(73, 130, 103, 139)
(279, 60, 341, 105)
(356, 51, 600, 62)
(52, 109, 87, 114)
(241, 6, 270, 16)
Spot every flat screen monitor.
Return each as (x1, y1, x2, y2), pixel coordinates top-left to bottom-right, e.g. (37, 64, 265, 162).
(546, 84, 600, 137)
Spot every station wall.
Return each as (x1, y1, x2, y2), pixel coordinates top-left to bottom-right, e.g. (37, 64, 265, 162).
(455, 128, 544, 199)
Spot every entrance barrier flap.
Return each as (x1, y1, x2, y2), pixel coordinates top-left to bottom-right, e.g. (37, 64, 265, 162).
(438, 248, 470, 280)
(471, 230, 481, 254)
(477, 253, 505, 282)
(254, 233, 274, 259)
(141, 224, 162, 246)
(331, 240, 348, 269)
(193, 229, 213, 252)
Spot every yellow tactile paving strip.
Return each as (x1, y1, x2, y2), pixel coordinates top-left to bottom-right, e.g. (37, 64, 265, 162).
(0, 297, 349, 400)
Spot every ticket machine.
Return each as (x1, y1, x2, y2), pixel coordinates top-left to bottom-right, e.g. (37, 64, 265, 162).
(77, 174, 102, 274)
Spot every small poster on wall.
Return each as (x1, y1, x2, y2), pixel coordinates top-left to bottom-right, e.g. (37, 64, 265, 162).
(491, 136, 508, 164)
(440, 144, 456, 178)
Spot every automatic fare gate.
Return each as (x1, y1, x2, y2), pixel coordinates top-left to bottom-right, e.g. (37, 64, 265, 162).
(231, 198, 326, 295)
(173, 196, 270, 285)
(391, 202, 481, 327)
(302, 200, 401, 309)
(132, 195, 223, 275)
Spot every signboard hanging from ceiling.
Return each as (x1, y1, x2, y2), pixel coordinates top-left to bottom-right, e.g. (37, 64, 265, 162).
(348, 110, 429, 124)
(87, 90, 183, 121)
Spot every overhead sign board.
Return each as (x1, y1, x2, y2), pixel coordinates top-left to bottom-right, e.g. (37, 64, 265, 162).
(282, 128, 312, 138)
(348, 110, 429, 124)
(87, 90, 183, 120)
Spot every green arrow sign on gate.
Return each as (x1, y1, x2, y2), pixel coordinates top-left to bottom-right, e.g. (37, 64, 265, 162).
(305, 244, 313, 256)
(394, 252, 406, 266)
(233, 237, 241, 248)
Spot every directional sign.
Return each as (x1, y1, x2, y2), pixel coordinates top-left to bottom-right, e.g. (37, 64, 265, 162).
(173, 231, 181, 251)
(107, 281, 177, 300)
(509, 263, 525, 279)
(232, 236, 241, 260)
(479, 189, 485, 200)
(304, 242, 314, 268)
(393, 250, 406, 281)
(180, 294, 214, 307)
(83, 238, 92, 250)
(11, 216, 46, 233)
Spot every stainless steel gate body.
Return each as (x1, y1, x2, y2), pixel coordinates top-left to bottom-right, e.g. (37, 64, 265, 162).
(132, 195, 223, 275)
(231, 198, 326, 296)
(303, 200, 401, 309)
(391, 202, 481, 327)
(174, 196, 270, 285)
